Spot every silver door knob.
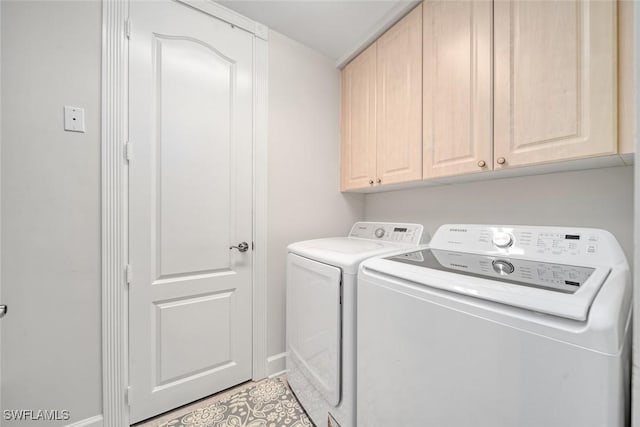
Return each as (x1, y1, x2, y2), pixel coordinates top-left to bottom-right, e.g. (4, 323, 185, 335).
(497, 157, 506, 165)
(477, 160, 486, 168)
(0, 305, 7, 318)
(376, 178, 382, 184)
(229, 242, 249, 252)
(369, 179, 374, 185)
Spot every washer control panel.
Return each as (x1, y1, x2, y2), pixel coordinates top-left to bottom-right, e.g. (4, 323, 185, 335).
(349, 222, 424, 245)
(429, 224, 622, 267)
(433, 250, 594, 293)
(389, 248, 597, 293)
(492, 231, 514, 248)
(492, 259, 515, 275)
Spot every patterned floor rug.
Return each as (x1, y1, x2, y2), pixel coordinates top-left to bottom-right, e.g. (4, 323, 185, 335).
(157, 377, 314, 427)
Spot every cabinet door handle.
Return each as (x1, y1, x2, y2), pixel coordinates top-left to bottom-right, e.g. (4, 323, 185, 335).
(376, 178, 382, 184)
(0, 305, 7, 319)
(477, 160, 486, 168)
(496, 157, 506, 165)
(369, 179, 374, 185)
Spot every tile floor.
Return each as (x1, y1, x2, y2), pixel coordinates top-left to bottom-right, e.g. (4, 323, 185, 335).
(133, 375, 314, 427)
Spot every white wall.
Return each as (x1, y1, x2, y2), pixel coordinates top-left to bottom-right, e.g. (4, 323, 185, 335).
(1, 1, 103, 426)
(267, 30, 364, 374)
(632, 1, 640, 426)
(365, 166, 634, 262)
(0, 7, 363, 425)
(0, 2, 633, 426)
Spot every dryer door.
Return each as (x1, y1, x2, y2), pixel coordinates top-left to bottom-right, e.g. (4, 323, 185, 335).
(286, 253, 342, 406)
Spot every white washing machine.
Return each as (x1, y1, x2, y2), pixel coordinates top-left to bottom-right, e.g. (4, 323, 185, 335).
(286, 222, 425, 427)
(358, 224, 631, 427)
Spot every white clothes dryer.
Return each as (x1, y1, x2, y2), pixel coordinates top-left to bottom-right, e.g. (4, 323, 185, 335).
(358, 224, 631, 427)
(286, 222, 426, 427)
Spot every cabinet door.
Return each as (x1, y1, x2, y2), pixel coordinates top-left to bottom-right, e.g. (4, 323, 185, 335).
(341, 44, 377, 191)
(618, 0, 635, 155)
(423, 1, 492, 179)
(376, 5, 423, 186)
(494, 0, 617, 169)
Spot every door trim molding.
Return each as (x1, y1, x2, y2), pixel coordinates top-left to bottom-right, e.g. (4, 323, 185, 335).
(252, 36, 269, 381)
(176, 0, 269, 41)
(101, 1, 269, 425)
(101, 0, 129, 426)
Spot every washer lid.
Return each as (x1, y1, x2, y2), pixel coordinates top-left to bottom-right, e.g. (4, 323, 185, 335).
(363, 249, 611, 321)
(288, 237, 413, 274)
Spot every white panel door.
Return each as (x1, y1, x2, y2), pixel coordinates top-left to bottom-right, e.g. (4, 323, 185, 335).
(129, 1, 253, 422)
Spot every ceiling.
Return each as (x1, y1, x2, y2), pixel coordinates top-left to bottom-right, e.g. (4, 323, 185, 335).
(217, 1, 419, 65)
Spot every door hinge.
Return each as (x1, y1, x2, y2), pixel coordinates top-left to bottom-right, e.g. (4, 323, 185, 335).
(124, 142, 132, 162)
(125, 18, 131, 39)
(125, 386, 132, 406)
(126, 264, 133, 285)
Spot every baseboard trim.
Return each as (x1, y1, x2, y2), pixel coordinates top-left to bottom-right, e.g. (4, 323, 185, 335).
(267, 352, 288, 378)
(66, 415, 104, 427)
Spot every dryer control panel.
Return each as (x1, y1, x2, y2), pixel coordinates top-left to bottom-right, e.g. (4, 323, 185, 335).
(349, 222, 425, 245)
(429, 224, 625, 267)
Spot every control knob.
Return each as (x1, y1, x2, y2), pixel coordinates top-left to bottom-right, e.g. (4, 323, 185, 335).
(492, 231, 514, 248)
(374, 227, 385, 238)
(492, 260, 515, 275)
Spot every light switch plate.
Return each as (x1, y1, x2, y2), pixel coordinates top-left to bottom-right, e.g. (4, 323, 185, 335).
(64, 106, 85, 132)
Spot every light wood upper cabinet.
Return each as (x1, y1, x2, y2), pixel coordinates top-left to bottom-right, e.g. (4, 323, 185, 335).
(618, 0, 635, 156)
(341, 44, 377, 191)
(376, 5, 423, 185)
(341, 0, 623, 191)
(423, 1, 492, 179)
(341, 5, 422, 191)
(493, 0, 617, 169)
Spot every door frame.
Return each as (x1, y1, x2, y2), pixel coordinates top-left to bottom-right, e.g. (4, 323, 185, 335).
(101, 1, 269, 425)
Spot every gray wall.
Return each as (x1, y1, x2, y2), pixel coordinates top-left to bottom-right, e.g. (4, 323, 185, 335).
(267, 30, 364, 373)
(365, 166, 634, 262)
(1, 1, 103, 425)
